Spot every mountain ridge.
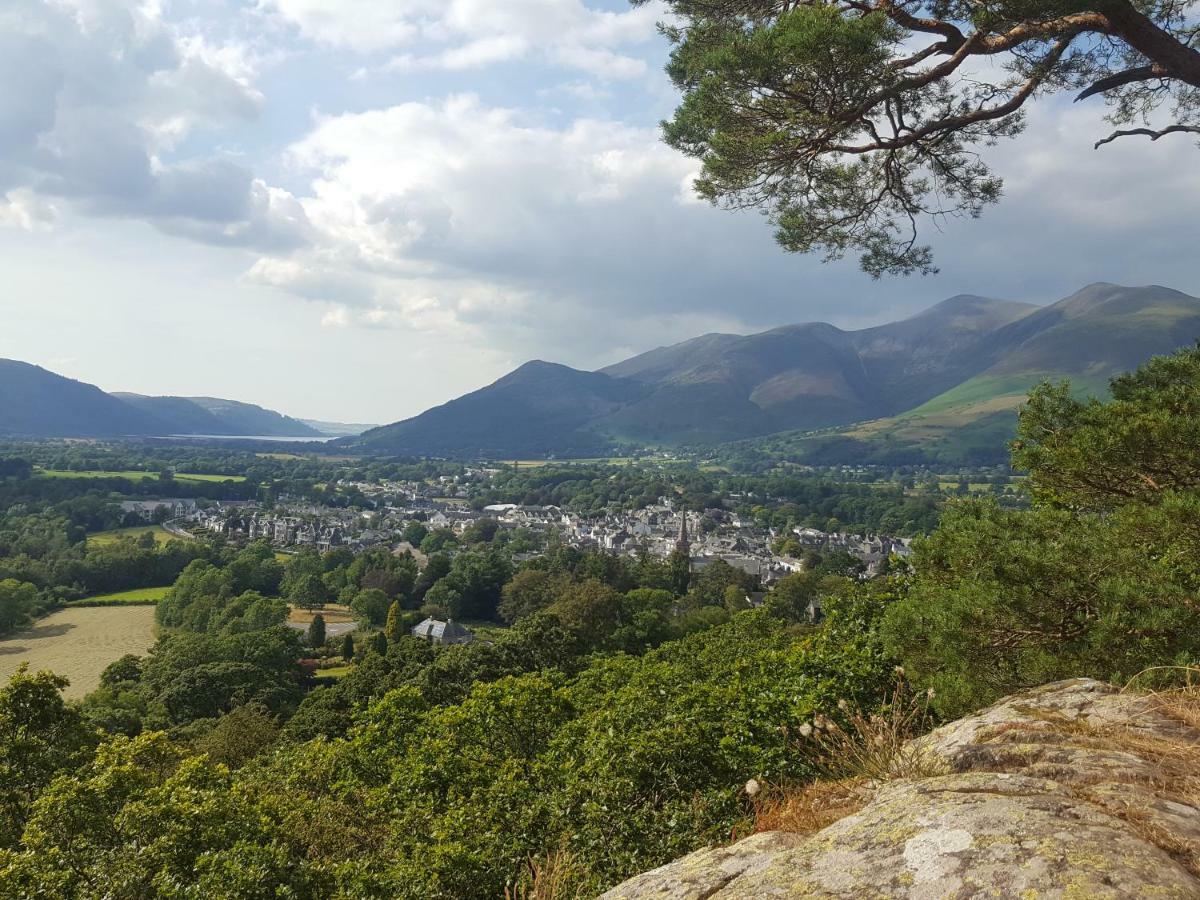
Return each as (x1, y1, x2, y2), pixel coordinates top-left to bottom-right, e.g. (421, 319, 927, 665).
(0, 362, 332, 439)
(345, 283, 1200, 459)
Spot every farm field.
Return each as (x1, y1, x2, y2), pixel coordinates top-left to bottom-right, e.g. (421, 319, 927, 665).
(0, 606, 157, 698)
(37, 468, 246, 483)
(73, 586, 171, 605)
(88, 525, 178, 546)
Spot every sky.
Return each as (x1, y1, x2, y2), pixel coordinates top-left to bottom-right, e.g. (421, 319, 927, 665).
(2, 0, 1199, 424)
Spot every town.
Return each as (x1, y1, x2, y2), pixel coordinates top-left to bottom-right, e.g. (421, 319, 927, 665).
(142, 471, 914, 584)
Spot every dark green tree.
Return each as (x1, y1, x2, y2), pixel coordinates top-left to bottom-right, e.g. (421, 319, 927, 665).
(644, 0, 1200, 276)
(340, 633, 355, 662)
(886, 345, 1200, 715)
(0, 580, 38, 636)
(308, 614, 326, 649)
(1013, 344, 1200, 509)
(289, 574, 329, 611)
(668, 548, 691, 596)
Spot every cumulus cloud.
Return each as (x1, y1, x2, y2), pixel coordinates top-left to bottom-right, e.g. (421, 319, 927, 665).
(229, 87, 1200, 372)
(264, 0, 662, 78)
(0, 0, 309, 250)
(5, 0, 1200, 415)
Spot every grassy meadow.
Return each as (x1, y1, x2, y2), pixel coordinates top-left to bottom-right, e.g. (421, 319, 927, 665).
(72, 586, 172, 606)
(0, 606, 157, 698)
(88, 525, 179, 547)
(38, 468, 245, 483)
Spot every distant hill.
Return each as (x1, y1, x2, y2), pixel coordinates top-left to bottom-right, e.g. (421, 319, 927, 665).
(345, 283, 1200, 461)
(349, 361, 649, 458)
(300, 419, 377, 438)
(0, 361, 322, 439)
(0, 361, 167, 438)
(597, 294, 1038, 442)
(759, 283, 1200, 465)
(114, 395, 323, 438)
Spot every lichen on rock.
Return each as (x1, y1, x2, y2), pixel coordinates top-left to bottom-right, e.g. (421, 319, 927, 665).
(600, 679, 1200, 899)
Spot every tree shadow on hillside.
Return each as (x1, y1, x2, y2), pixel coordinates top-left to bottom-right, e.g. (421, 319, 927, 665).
(0, 621, 76, 654)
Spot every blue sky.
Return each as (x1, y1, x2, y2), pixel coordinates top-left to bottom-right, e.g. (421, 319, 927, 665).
(2, 0, 1198, 424)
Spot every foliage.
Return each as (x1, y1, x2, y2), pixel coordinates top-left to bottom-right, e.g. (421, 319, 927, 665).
(0, 668, 98, 848)
(645, 0, 1200, 275)
(0, 580, 37, 635)
(1013, 345, 1200, 509)
(888, 345, 1200, 715)
(308, 613, 326, 648)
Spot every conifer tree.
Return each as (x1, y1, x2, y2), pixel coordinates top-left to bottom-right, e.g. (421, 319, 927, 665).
(385, 600, 405, 643)
(307, 613, 326, 649)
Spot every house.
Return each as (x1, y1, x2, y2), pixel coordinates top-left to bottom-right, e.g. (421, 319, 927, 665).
(118, 498, 197, 522)
(411, 617, 475, 646)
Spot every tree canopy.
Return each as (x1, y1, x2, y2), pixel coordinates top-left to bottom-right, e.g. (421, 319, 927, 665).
(644, 0, 1200, 275)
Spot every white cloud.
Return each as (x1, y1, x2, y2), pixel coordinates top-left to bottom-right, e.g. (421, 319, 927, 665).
(0, 0, 308, 250)
(0, 188, 57, 231)
(264, 0, 662, 78)
(253, 95, 713, 341)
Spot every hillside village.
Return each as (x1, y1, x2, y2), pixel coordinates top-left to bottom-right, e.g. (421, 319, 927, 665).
(173, 478, 911, 584)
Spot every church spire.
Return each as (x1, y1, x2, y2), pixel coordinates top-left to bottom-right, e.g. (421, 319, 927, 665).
(676, 511, 690, 554)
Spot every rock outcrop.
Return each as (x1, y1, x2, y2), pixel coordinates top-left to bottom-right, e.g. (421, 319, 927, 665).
(601, 679, 1200, 898)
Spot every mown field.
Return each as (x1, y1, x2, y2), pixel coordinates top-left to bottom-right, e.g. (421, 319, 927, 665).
(0, 606, 157, 698)
(88, 525, 179, 547)
(38, 468, 246, 483)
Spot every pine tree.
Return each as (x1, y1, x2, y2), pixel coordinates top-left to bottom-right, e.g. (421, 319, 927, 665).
(340, 633, 354, 662)
(307, 613, 326, 648)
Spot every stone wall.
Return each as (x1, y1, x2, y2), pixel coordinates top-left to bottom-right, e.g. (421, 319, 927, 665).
(601, 679, 1200, 899)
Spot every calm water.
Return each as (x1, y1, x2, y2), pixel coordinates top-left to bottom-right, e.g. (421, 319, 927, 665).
(165, 434, 337, 443)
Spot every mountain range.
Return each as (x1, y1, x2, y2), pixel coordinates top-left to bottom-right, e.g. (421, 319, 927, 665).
(0, 360, 332, 439)
(342, 283, 1200, 462)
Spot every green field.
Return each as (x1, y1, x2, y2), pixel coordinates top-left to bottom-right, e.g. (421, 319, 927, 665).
(72, 586, 171, 606)
(38, 469, 245, 483)
(0, 606, 157, 698)
(88, 525, 180, 547)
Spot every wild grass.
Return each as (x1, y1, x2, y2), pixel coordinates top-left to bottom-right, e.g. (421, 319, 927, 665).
(504, 844, 590, 900)
(800, 677, 947, 783)
(747, 677, 945, 837)
(749, 779, 871, 837)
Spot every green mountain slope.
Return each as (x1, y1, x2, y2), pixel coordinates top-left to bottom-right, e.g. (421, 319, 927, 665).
(777, 284, 1200, 465)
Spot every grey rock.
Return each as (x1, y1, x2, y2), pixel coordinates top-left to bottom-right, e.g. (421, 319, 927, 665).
(600, 679, 1200, 899)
